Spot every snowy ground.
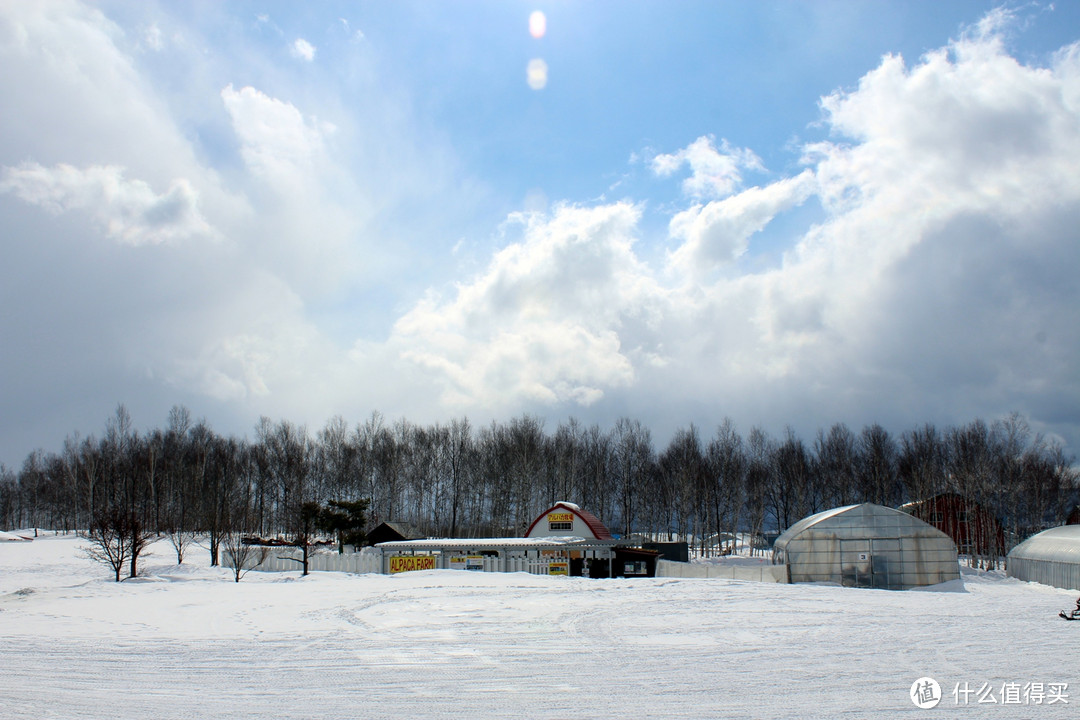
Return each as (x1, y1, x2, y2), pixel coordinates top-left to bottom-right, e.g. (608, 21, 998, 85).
(1, 534, 1076, 719)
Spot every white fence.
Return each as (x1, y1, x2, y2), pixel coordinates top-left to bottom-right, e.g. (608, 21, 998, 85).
(233, 549, 788, 580)
(225, 547, 383, 575)
(656, 559, 788, 583)
(226, 547, 576, 576)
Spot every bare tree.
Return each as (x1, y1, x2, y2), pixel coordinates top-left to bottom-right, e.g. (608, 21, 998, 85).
(82, 505, 151, 581)
(743, 427, 774, 557)
(815, 423, 858, 508)
(612, 417, 654, 538)
(220, 477, 268, 583)
(222, 532, 269, 583)
(858, 424, 899, 507)
(706, 419, 745, 555)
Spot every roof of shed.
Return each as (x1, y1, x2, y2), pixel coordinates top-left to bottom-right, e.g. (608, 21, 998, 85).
(370, 521, 423, 539)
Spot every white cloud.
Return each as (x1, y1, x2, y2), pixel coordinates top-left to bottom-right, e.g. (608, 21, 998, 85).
(0, 162, 216, 245)
(2, 0, 1080, 463)
(290, 37, 316, 62)
(221, 84, 330, 183)
(144, 23, 163, 51)
(218, 83, 364, 293)
(652, 135, 764, 199)
(393, 203, 665, 409)
(339, 18, 364, 42)
(667, 170, 816, 281)
(393, 15, 1080, 446)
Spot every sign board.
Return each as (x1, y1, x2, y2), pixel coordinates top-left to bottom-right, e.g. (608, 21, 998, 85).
(547, 512, 574, 523)
(548, 562, 569, 576)
(858, 553, 870, 562)
(389, 555, 436, 574)
(449, 555, 485, 571)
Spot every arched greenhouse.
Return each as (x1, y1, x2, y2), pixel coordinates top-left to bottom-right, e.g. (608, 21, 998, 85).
(772, 503, 960, 590)
(1007, 526, 1080, 591)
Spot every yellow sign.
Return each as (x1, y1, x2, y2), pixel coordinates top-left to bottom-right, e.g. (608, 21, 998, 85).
(548, 512, 574, 523)
(449, 555, 485, 571)
(389, 556, 436, 573)
(548, 562, 569, 576)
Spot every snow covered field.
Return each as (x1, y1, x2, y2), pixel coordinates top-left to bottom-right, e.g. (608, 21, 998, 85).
(1, 534, 1076, 719)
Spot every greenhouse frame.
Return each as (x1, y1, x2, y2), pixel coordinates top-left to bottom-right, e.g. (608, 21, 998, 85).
(772, 503, 960, 590)
(1006, 525, 1080, 591)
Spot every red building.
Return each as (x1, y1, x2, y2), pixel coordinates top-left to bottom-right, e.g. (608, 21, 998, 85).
(900, 493, 1006, 557)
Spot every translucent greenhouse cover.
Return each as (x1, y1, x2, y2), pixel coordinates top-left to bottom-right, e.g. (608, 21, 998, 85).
(1008, 525, 1080, 563)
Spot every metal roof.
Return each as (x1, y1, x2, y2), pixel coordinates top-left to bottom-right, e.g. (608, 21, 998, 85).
(1008, 525, 1080, 564)
(375, 536, 617, 552)
(524, 501, 614, 540)
(775, 503, 949, 545)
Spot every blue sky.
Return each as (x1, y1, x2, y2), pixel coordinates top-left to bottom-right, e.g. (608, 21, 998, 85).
(2, 1, 1080, 463)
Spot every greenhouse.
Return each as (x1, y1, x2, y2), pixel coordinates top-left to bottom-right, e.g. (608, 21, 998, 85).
(1006, 525, 1080, 591)
(772, 503, 960, 590)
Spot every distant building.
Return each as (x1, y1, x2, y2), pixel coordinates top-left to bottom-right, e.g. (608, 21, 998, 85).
(900, 492, 1006, 557)
(375, 501, 657, 578)
(366, 521, 424, 547)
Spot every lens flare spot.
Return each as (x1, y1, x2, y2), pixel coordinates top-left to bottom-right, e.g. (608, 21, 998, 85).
(529, 11, 547, 39)
(527, 58, 548, 90)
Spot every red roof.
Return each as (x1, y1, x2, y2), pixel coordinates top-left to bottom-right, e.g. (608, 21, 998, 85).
(525, 502, 613, 540)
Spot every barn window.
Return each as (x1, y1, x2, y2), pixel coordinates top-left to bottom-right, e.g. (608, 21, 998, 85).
(549, 521, 573, 531)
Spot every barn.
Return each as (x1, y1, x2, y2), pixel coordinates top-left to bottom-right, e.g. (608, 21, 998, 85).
(900, 492, 1005, 557)
(771, 503, 960, 590)
(1006, 525, 1080, 591)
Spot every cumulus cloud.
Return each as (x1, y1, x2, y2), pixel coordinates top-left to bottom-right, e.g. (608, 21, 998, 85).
(2, 0, 1080, 464)
(394, 15, 1080, 447)
(651, 135, 764, 199)
(218, 83, 362, 293)
(393, 203, 665, 409)
(221, 84, 330, 183)
(0, 162, 216, 245)
(667, 170, 816, 280)
(290, 37, 316, 62)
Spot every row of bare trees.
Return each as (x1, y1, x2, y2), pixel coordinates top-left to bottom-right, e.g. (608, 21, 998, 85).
(1, 406, 1076, 570)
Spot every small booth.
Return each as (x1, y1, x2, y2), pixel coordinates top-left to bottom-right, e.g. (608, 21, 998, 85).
(375, 501, 654, 578)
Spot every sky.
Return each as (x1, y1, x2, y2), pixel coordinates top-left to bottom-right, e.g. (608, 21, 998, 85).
(2, 0, 1080, 465)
